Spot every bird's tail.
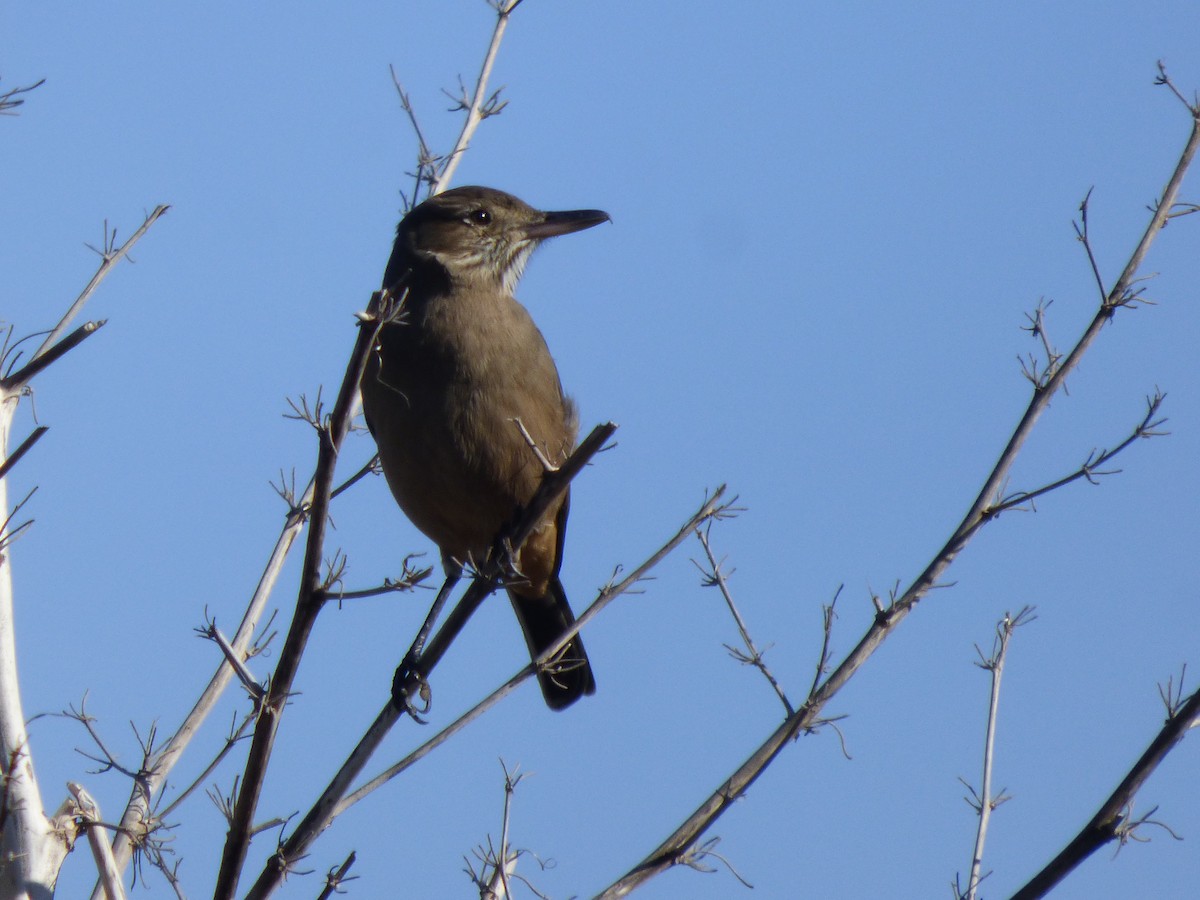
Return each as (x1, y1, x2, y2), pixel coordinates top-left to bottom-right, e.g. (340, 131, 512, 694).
(508, 577, 596, 710)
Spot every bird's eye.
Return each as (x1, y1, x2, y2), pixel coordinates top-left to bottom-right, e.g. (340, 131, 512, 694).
(466, 208, 491, 226)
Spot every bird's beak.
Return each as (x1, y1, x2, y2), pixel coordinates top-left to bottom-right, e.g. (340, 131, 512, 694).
(524, 208, 611, 240)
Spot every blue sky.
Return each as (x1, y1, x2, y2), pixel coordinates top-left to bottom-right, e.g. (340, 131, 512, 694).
(3, 2, 1200, 897)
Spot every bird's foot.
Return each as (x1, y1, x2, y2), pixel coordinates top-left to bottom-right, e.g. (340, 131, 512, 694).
(392, 655, 432, 722)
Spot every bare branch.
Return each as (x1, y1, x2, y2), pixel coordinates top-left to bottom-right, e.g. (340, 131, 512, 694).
(196, 618, 265, 701)
(316, 851, 358, 900)
(986, 391, 1168, 517)
(960, 607, 1034, 900)
(433, 1, 524, 193)
(466, 760, 526, 900)
(157, 709, 255, 822)
(0, 78, 45, 115)
(807, 586, 842, 701)
(214, 286, 401, 900)
(390, 67, 441, 205)
(1010, 682, 1200, 899)
(692, 519, 792, 715)
(0, 486, 38, 553)
(98, 462, 314, 890)
(1154, 61, 1200, 115)
(1017, 299, 1063, 392)
(1, 320, 107, 391)
(59, 696, 142, 780)
(1072, 188, 1108, 303)
(597, 91, 1200, 900)
(242, 486, 729, 899)
(35, 206, 168, 361)
(68, 783, 127, 900)
(326, 555, 433, 603)
(330, 453, 380, 500)
(0, 427, 48, 481)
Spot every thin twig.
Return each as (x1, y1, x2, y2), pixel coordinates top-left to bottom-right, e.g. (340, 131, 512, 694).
(807, 586, 842, 701)
(327, 558, 433, 602)
(34, 206, 168, 360)
(157, 710, 255, 822)
(961, 607, 1033, 900)
(315, 851, 357, 900)
(693, 520, 792, 715)
(1073, 188, 1109, 303)
(1154, 61, 1200, 116)
(198, 619, 265, 700)
(0, 485, 37, 553)
(986, 391, 1167, 517)
(0, 78, 45, 114)
(330, 453, 380, 500)
(492, 761, 524, 899)
(389, 68, 439, 205)
(433, 0, 523, 193)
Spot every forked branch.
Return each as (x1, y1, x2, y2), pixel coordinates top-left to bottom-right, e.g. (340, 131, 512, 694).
(213, 285, 403, 900)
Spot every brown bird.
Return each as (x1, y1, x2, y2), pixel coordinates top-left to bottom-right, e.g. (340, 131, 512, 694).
(361, 186, 608, 710)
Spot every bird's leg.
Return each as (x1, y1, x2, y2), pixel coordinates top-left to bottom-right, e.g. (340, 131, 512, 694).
(392, 566, 461, 717)
(408, 570, 461, 658)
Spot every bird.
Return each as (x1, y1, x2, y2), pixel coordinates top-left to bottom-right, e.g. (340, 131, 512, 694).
(360, 185, 609, 710)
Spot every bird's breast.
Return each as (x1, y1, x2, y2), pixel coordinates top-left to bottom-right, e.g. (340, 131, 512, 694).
(361, 290, 576, 560)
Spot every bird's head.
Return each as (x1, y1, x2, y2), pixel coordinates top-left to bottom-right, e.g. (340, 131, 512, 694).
(385, 186, 609, 295)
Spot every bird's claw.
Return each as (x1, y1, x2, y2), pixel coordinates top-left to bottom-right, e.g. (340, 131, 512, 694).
(392, 657, 432, 722)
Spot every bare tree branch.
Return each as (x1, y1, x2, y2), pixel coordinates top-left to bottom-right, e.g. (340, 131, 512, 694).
(0, 205, 167, 897)
(95, 477, 311, 894)
(693, 519, 792, 715)
(0, 427, 48, 481)
(1009, 681, 1200, 899)
(106, 7, 530, 891)
(35, 207, 168, 361)
(596, 83, 1200, 900)
(433, 0, 524, 193)
(243, 485, 729, 899)
(315, 851, 357, 900)
(986, 392, 1167, 517)
(958, 607, 1034, 900)
(1, 321, 107, 391)
(0, 78, 45, 115)
(69, 783, 127, 900)
(213, 285, 401, 900)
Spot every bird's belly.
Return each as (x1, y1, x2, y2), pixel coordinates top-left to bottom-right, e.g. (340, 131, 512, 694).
(381, 429, 515, 560)
(363, 365, 532, 561)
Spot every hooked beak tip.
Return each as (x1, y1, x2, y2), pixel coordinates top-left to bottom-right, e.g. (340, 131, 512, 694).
(525, 208, 611, 240)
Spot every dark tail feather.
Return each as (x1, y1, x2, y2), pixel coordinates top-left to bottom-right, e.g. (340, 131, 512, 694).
(508, 578, 596, 710)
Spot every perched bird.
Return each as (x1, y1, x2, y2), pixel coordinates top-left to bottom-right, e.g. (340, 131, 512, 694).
(361, 186, 609, 710)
